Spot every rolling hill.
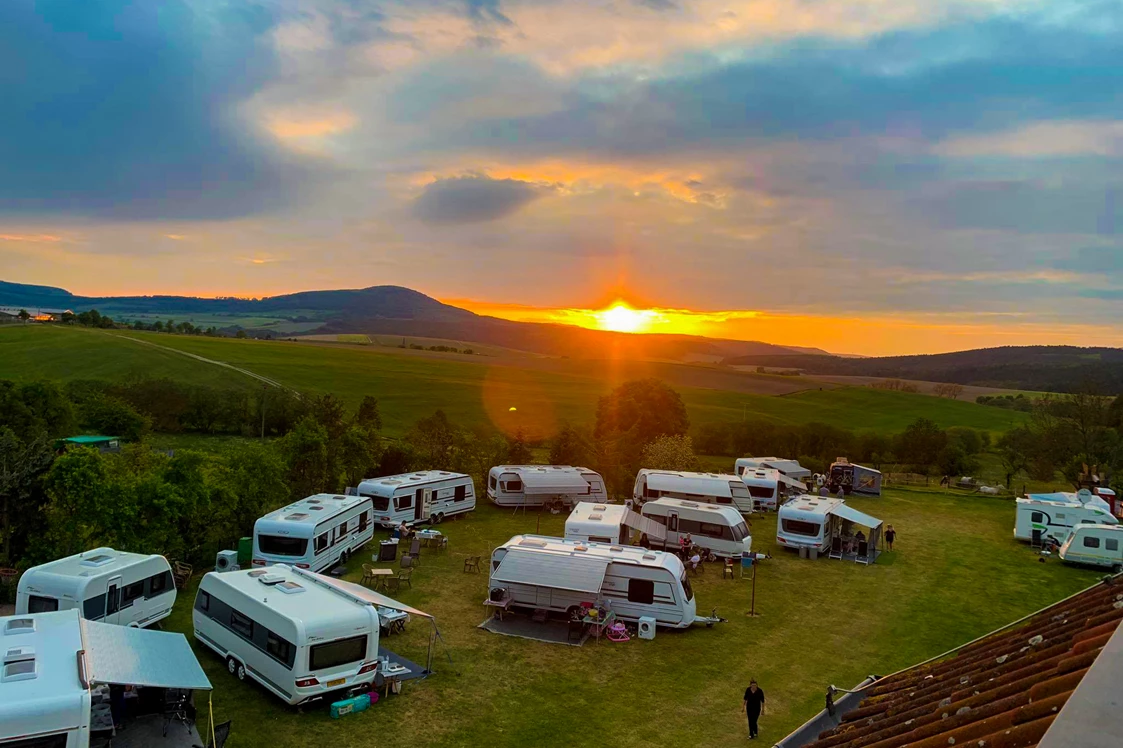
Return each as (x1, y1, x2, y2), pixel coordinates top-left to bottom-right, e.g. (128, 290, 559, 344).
(0, 280, 818, 361)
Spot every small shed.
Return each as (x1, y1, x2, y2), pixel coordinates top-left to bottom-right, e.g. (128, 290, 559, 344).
(55, 435, 121, 453)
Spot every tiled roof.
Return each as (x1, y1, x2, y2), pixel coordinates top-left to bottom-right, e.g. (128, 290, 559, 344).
(802, 579, 1123, 748)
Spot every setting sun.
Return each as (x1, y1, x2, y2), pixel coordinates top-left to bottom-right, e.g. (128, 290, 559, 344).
(595, 303, 655, 333)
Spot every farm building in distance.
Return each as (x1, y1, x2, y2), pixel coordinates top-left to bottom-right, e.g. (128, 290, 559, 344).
(0, 306, 72, 321)
(777, 576, 1123, 748)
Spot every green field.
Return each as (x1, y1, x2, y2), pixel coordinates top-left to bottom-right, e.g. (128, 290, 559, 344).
(0, 326, 1028, 438)
(159, 488, 1098, 748)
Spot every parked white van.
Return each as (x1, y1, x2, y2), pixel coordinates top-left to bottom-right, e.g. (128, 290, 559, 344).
(16, 548, 175, 628)
(357, 471, 476, 527)
(252, 493, 374, 573)
(489, 535, 699, 628)
(1058, 525, 1123, 570)
(0, 609, 211, 748)
(640, 498, 752, 558)
(193, 565, 382, 706)
(487, 465, 608, 507)
(633, 469, 754, 514)
(1014, 497, 1118, 546)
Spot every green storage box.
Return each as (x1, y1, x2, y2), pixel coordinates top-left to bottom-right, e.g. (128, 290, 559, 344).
(238, 537, 253, 567)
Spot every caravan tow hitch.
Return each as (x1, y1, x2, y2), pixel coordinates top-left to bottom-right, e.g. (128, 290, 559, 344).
(694, 608, 728, 627)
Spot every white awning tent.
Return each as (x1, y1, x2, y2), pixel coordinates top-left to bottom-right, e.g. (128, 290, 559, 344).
(777, 473, 808, 492)
(311, 574, 434, 619)
(492, 550, 609, 595)
(827, 503, 883, 560)
(83, 620, 212, 691)
(623, 508, 667, 542)
(646, 472, 733, 497)
(518, 469, 593, 496)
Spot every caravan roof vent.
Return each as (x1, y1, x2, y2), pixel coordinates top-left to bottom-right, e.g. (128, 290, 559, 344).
(589, 513, 603, 521)
(3, 645, 34, 665)
(4, 618, 35, 636)
(248, 569, 270, 578)
(518, 539, 548, 548)
(642, 553, 657, 560)
(574, 545, 588, 552)
(286, 513, 309, 521)
(681, 501, 699, 508)
(609, 546, 624, 552)
(80, 553, 114, 568)
(593, 504, 608, 511)
(409, 476, 422, 481)
(331, 495, 348, 500)
(2, 657, 36, 682)
(276, 581, 305, 594)
(308, 506, 324, 510)
(258, 574, 286, 586)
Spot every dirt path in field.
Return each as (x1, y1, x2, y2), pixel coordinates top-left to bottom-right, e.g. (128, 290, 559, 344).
(106, 332, 293, 391)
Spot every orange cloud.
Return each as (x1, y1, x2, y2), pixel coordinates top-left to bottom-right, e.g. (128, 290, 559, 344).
(266, 111, 357, 140)
(0, 234, 63, 242)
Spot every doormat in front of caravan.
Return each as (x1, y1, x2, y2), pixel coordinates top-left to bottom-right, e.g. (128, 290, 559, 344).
(478, 616, 588, 646)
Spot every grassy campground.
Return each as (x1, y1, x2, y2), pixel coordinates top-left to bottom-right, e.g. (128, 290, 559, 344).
(0, 326, 1028, 438)
(163, 488, 1099, 748)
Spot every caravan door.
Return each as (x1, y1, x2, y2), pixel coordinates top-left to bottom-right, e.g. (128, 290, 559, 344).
(106, 575, 122, 625)
(415, 488, 433, 522)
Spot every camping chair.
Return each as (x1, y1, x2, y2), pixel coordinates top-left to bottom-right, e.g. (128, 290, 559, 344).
(400, 554, 414, 570)
(387, 567, 412, 593)
(856, 541, 870, 565)
(568, 618, 586, 644)
(193, 720, 232, 748)
(409, 538, 422, 565)
(463, 555, 482, 573)
(172, 561, 193, 590)
(829, 536, 844, 560)
(162, 689, 190, 737)
(435, 535, 449, 552)
(722, 558, 735, 580)
(361, 563, 376, 588)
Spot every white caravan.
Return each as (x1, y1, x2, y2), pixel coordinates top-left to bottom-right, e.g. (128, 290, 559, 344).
(16, 548, 175, 628)
(487, 465, 608, 508)
(1058, 525, 1123, 570)
(639, 498, 752, 558)
(735, 457, 811, 482)
(193, 565, 382, 706)
(489, 535, 699, 628)
(564, 502, 668, 546)
(827, 458, 882, 497)
(1027, 489, 1113, 514)
(357, 470, 476, 527)
(738, 467, 807, 511)
(252, 493, 374, 573)
(1014, 497, 1118, 546)
(776, 496, 883, 555)
(0, 609, 210, 748)
(633, 469, 754, 515)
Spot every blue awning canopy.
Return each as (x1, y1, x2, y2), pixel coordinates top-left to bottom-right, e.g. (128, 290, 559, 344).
(83, 620, 212, 691)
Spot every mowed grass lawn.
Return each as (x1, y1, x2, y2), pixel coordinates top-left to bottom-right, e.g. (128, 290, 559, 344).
(163, 487, 1099, 748)
(0, 326, 1028, 437)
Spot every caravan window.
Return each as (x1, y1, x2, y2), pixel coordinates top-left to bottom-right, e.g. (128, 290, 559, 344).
(230, 610, 254, 639)
(681, 574, 694, 602)
(748, 486, 775, 499)
(396, 494, 413, 511)
(314, 533, 329, 554)
(365, 495, 390, 512)
(781, 519, 821, 537)
(454, 484, 467, 502)
(590, 536, 613, 544)
(1083, 536, 1101, 549)
(643, 482, 658, 499)
(729, 482, 750, 499)
(310, 635, 367, 671)
(699, 522, 729, 539)
(199, 591, 211, 612)
(122, 581, 145, 605)
(149, 571, 171, 596)
(260, 536, 309, 557)
(336, 521, 349, 539)
(358, 511, 369, 532)
(1031, 512, 1044, 523)
(731, 522, 749, 542)
(627, 579, 655, 605)
(503, 479, 523, 492)
(1107, 539, 1119, 552)
(489, 475, 497, 490)
(84, 595, 105, 619)
(27, 595, 59, 613)
(267, 631, 295, 667)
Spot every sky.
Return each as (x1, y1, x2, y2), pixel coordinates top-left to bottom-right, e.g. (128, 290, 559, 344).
(1, 0, 1122, 355)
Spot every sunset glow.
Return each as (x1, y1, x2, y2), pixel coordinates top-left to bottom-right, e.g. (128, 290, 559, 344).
(595, 303, 656, 334)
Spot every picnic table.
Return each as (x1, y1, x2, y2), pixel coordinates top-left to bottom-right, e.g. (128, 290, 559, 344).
(366, 566, 395, 590)
(484, 594, 513, 621)
(416, 529, 443, 547)
(377, 606, 409, 634)
(582, 610, 616, 644)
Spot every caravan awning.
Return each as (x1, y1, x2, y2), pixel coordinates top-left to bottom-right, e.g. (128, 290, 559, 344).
(519, 470, 592, 496)
(829, 504, 883, 529)
(624, 509, 667, 542)
(492, 550, 609, 595)
(83, 620, 211, 691)
(776, 473, 807, 491)
(646, 473, 727, 496)
(311, 573, 434, 619)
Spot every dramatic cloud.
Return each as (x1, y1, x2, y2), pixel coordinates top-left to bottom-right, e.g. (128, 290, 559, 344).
(413, 175, 546, 224)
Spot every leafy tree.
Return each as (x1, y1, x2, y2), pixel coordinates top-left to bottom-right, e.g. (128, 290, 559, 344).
(340, 425, 383, 489)
(595, 379, 689, 468)
(0, 380, 76, 437)
(454, 426, 510, 492)
(946, 427, 984, 456)
(549, 423, 593, 466)
(235, 330, 247, 339)
(60, 311, 75, 324)
(355, 396, 383, 432)
(936, 444, 975, 477)
(640, 435, 700, 471)
(407, 410, 459, 468)
(17, 309, 30, 322)
(79, 395, 150, 441)
(42, 447, 113, 557)
(214, 441, 289, 538)
(507, 431, 532, 464)
(997, 426, 1034, 488)
(377, 443, 416, 476)
(894, 418, 947, 472)
(0, 428, 53, 564)
(694, 422, 732, 456)
(281, 417, 332, 497)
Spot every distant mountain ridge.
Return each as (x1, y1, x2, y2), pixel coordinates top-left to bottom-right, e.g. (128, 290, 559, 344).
(724, 347, 1123, 394)
(0, 280, 819, 360)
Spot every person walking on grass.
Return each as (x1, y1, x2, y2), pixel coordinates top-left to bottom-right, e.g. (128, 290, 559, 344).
(885, 524, 896, 551)
(743, 679, 765, 740)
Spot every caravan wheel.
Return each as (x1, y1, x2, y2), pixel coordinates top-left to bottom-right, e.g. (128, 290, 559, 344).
(434, 513, 445, 524)
(340, 549, 350, 565)
(236, 663, 246, 681)
(226, 657, 239, 677)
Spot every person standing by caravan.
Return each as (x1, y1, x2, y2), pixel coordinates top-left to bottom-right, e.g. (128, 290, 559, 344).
(742, 680, 765, 739)
(885, 524, 897, 551)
